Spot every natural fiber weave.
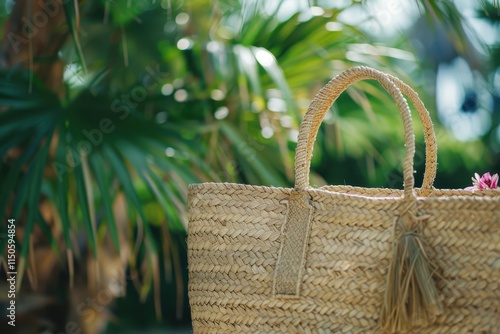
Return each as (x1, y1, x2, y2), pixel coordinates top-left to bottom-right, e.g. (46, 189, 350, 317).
(187, 66, 500, 333)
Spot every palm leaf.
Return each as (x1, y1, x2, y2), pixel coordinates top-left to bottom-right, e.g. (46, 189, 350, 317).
(62, 0, 87, 73)
(55, 122, 73, 252)
(219, 121, 287, 186)
(18, 128, 54, 289)
(73, 156, 97, 258)
(0, 128, 49, 221)
(89, 152, 121, 252)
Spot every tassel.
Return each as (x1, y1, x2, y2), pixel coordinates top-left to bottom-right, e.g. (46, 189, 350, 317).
(380, 209, 443, 333)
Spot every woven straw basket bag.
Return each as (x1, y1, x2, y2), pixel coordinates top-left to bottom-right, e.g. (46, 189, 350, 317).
(187, 66, 500, 333)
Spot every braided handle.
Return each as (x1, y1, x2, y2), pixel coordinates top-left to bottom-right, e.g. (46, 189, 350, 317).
(294, 66, 437, 197)
(386, 73, 437, 192)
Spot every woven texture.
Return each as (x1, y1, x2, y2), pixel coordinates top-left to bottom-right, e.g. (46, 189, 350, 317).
(187, 66, 500, 333)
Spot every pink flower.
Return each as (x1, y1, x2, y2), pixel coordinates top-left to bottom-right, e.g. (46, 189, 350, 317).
(465, 172, 499, 190)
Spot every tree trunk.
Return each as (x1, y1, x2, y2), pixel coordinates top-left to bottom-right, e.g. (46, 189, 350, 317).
(0, 0, 70, 93)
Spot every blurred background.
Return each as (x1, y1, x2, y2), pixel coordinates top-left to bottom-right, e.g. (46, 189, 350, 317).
(0, 0, 498, 333)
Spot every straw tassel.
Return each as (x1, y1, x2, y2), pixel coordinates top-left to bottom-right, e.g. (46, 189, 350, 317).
(380, 204, 443, 333)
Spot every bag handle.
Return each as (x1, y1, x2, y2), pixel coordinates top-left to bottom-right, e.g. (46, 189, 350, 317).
(282, 66, 442, 332)
(294, 66, 437, 197)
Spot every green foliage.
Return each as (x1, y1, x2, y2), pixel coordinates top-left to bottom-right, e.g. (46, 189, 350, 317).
(0, 0, 498, 328)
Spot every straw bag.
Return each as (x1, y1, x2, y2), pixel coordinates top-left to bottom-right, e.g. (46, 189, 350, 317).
(187, 66, 500, 333)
